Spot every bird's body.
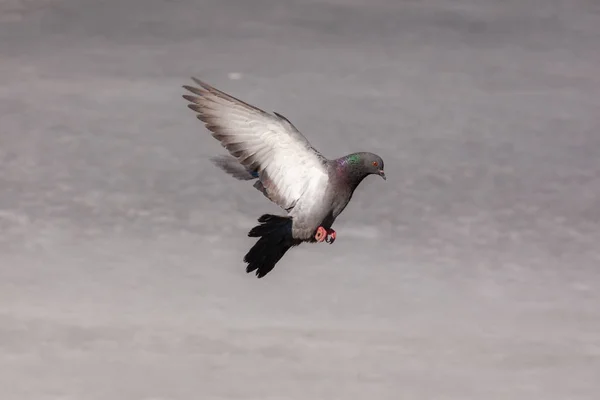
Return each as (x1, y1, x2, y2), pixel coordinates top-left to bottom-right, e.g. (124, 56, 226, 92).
(183, 78, 385, 277)
(214, 154, 367, 236)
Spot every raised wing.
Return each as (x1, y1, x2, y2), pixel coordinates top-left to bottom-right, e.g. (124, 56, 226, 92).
(182, 78, 328, 212)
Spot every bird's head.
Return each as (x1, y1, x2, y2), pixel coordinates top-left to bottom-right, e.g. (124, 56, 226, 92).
(340, 152, 386, 181)
(359, 152, 386, 180)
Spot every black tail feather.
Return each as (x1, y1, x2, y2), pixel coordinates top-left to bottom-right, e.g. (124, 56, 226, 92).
(244, 214, 298, 278)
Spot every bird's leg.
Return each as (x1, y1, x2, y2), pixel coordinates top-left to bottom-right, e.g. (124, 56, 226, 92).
(325, 229, 336, 244)
(314, 226, 327, 242)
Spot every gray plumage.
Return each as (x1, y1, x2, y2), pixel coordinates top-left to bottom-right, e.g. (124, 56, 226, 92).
(211, 155, 257, 181)
(182, 77, 385, 277)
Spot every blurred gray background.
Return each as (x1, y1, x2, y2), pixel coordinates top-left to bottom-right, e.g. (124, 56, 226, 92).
(1, 0, 599, 399)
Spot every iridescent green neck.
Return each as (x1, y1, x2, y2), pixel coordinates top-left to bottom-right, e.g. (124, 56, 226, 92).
(335, 153, 368, 188)
(337, 153, 361, 168)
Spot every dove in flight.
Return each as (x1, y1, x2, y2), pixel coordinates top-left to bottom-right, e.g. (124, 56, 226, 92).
(182, 78, 386, 278)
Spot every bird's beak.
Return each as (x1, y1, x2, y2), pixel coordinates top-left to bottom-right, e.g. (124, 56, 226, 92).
(378, 170, 386, 180)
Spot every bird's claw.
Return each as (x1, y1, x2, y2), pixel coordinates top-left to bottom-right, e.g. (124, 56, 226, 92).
(315, 227, 336, 244)
(325, 229, 336, 244)
(315, 226, 327, 242)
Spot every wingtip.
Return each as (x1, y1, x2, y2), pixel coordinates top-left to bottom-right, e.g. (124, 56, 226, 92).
(190, 76, 208, 88)
(187, 104, 203, 113)
(182, 94, 198, 103)
(183, 85, 201, 95)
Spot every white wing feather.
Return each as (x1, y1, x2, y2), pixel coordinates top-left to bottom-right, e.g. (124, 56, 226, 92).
(183, 78, 329, 213)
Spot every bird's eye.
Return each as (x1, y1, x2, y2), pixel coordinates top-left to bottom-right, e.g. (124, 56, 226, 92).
(372, 161, 379, 167)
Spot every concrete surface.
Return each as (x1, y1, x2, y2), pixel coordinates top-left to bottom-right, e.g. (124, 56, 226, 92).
(1, 0, 599, 399)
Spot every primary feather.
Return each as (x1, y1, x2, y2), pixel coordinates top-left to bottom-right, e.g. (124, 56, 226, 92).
(183, 78, 329, 216)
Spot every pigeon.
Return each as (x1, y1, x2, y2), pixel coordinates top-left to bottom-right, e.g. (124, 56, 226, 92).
(182, 78, 386, 278)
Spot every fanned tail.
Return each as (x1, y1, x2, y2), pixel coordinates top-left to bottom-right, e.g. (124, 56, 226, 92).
(244, 214, 299, 278)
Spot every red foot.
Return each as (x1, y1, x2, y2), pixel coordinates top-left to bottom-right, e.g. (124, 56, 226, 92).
(325, 229, 336, 244)
(315, 226, 327, 242)
(315, 227, 337, 244)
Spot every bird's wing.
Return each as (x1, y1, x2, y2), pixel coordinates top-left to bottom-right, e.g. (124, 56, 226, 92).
(183, 78, 329, 212)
